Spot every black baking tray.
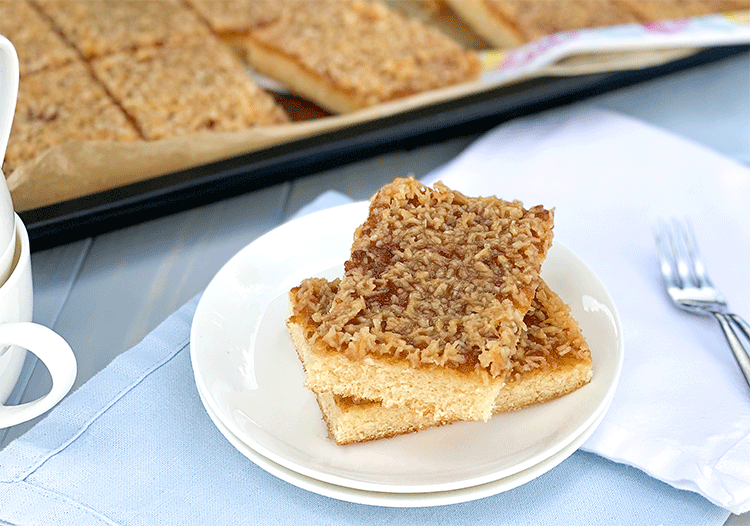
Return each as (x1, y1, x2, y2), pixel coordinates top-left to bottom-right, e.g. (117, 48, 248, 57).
(20, 44, 749, 252)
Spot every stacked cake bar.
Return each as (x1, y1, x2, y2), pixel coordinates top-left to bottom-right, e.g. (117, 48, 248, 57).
(286, 178, 592, 444)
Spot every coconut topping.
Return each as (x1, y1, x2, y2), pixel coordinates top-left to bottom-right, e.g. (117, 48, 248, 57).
(292, 178, 553, 378)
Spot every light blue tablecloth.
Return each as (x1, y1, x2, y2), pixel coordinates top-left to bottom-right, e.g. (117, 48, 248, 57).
(0, 191, 731, 525)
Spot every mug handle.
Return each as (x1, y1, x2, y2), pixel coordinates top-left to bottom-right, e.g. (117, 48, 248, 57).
(0, 322, 77, 429)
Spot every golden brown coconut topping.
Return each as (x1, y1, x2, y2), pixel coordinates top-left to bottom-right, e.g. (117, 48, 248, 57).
(293, 178, 554, 378)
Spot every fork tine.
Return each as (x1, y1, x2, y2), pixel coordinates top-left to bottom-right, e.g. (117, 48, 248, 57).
(668, 219, 694, 289)
(653, 219, 679, 289)
(678, 219, 715, 289)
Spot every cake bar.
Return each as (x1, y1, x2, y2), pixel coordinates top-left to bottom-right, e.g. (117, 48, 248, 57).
(183, 0, 288, 34)
(444, 0, 639, 48)
(288, 178, 554, 422)
(290, 278, 592, 444)
(216, 0, 481, 113)
(445, 0, 750, 48)
(4, 61, 140, 176)
(618, 0, 750, 21)
(0, 0, 79, 77)
(35, 0, 212, 60)
(91, 37, 288, 140)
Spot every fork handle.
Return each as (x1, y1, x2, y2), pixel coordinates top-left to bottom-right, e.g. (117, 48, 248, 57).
(713, 312, 750, 388)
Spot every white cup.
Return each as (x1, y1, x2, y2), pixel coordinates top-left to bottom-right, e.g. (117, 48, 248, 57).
(0, 35, 20, 285)
(0, 28, 75, 429)
(0, 214, 77, 428)
(0, 224, 15, 286)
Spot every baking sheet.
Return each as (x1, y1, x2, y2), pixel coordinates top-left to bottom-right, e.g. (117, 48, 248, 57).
(20, 44, 748, 251)
(9, 7, 750, 250)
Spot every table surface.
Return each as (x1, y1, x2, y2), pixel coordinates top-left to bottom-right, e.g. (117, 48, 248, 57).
(2, 50, 749, 524)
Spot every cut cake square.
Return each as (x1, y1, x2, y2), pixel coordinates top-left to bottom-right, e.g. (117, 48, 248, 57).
(444, 0, 749, 49)
(290, 278, 592, 444)
(617, 0, 750, 20)
(4, 61, 140, 176)
(0, 0, 79, 77)
(181, 0, 289, 64)
(90, 37, 288, 141)
(183, 0, 287, 34)
(36, 0, 212, 60)
(444, 0, 640, 48)
(288, 178, 554, 422)
(231, 0, 481, 113)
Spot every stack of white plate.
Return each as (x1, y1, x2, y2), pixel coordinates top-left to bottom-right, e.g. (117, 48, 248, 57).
(190, 202, 624, 507)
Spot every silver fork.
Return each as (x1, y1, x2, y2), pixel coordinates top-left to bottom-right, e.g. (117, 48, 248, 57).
(654, 218, 750, 389)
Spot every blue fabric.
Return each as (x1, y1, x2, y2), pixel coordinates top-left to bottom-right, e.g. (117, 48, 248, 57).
(0, 192, 731, 525)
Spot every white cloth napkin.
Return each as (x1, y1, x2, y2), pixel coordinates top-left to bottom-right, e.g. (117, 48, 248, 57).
(421, 107, 750, 514)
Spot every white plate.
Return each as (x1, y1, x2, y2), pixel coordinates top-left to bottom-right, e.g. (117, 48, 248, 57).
(196, 378, 612, 507)
(191, 201, 623, 494)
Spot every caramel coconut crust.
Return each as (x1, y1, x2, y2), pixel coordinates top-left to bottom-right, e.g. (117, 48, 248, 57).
(296, 178, 554, 379)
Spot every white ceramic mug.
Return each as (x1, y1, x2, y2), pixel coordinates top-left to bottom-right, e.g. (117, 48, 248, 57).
(0, 31, 75, 429)
(0, 222, 15, 287)
(0, 215, 77, 428)
(0, 35, 20, 286)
